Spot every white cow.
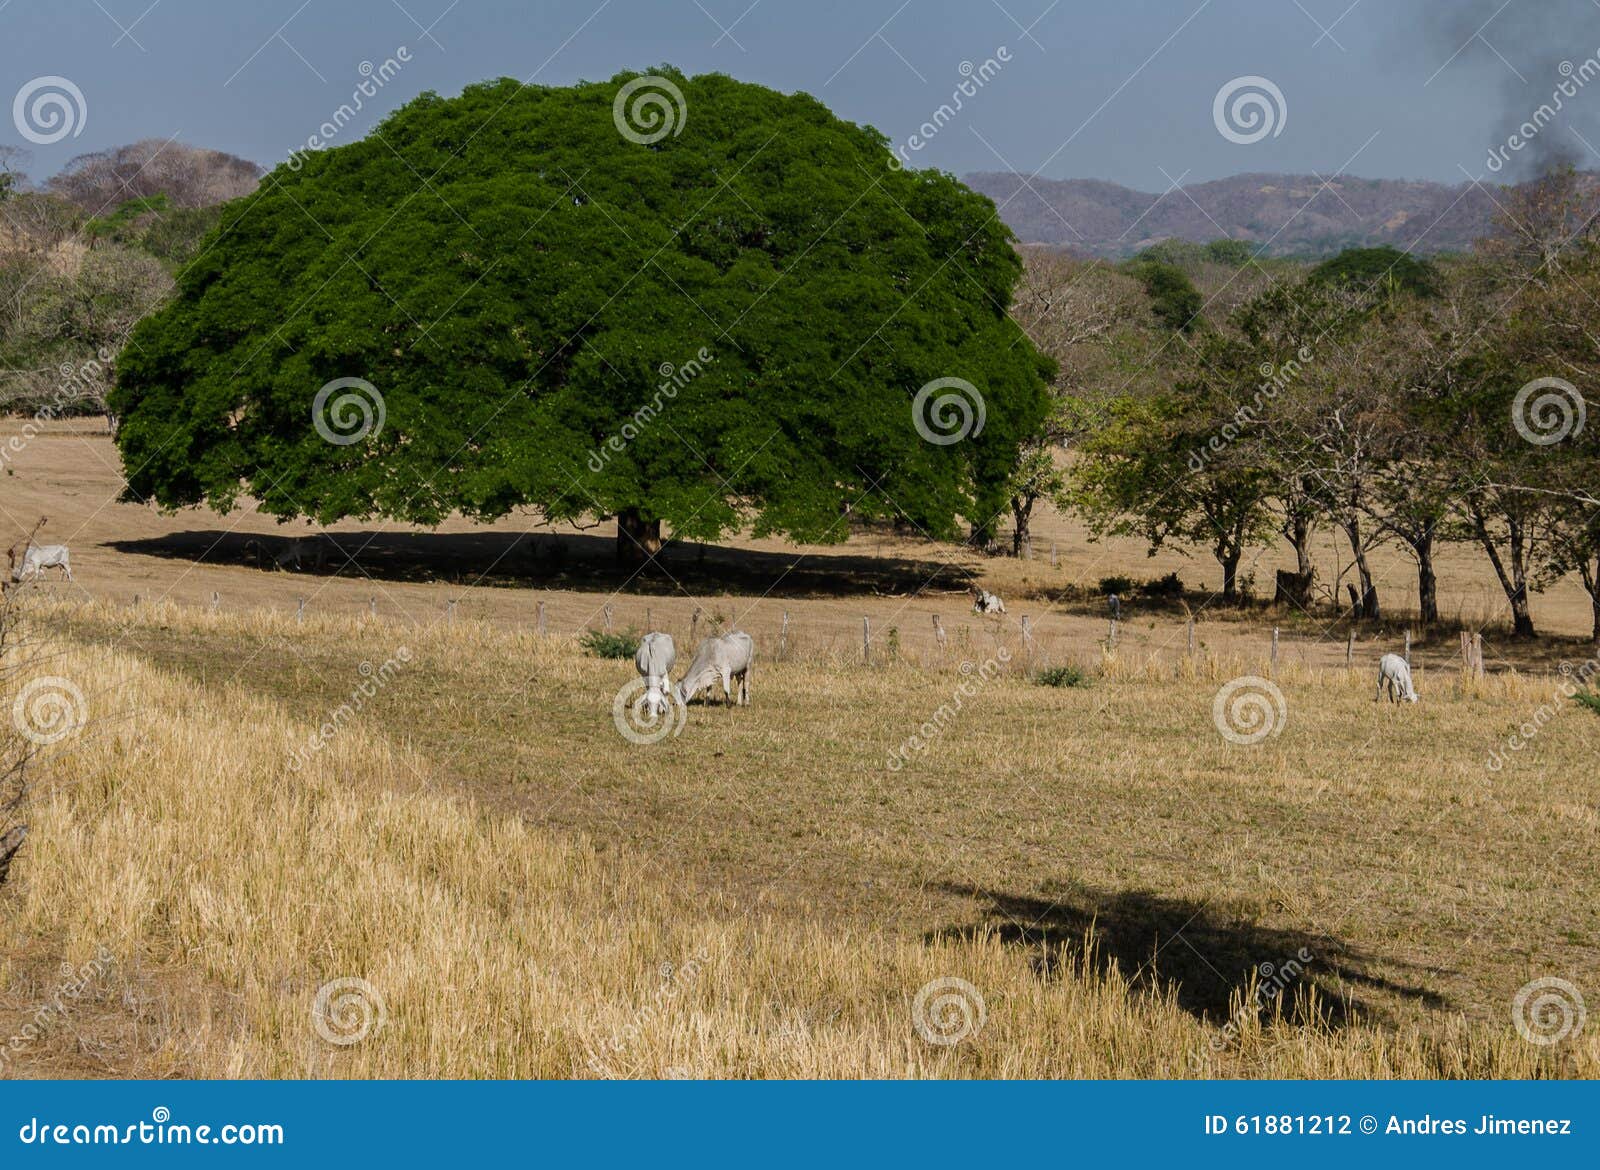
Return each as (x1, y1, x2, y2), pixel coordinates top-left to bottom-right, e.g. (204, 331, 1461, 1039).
(676, 631, 754, 707)
(972, 587, 1005, 615)
(634, 632, 677, 717)
(1376, 653, 1419, 703)
(9, 543, 72, 584)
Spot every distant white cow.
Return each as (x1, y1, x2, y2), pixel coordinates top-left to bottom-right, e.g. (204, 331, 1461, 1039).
(634, 632, 677, 717)
(1376, 653, 1419, 703)
(972, 587, 1005, 615)
(676, 631, 754, 707)
(9, 543, 72, 584)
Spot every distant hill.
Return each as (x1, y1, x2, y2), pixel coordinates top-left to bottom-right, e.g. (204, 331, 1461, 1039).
(965, 171, 1510, 258)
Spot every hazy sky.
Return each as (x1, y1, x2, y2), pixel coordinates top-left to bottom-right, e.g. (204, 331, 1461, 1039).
(4, 0, 1596, 189)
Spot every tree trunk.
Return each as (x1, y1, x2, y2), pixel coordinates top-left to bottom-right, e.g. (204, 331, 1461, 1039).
(1584, 554, 1600, 643)
(1406, 525, 1439, 626)
(1342, 518, 1379, 620)
(1010, 495, 1034, 559)
(1217, 545, 1241, 602)
(1469, 502, 1536, 639)
(615, 508, 662, 567)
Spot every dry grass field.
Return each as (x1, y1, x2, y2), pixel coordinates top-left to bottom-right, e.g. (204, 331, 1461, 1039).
(0, 424, 1596, 1078)
(0, 599, 1595, 1078)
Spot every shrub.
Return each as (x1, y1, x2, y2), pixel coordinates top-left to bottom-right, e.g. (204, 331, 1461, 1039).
(1573, 689, 1600, 718)
(1098, 575, 1135, 596)
(1142, 571, 1185, 599)
(1035, 664, 1089, 688)
(579, 628, 640, 659)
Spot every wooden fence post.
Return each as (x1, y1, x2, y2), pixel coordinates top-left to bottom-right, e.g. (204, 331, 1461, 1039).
(1346, 629, 1355, 670)
(603, 603, 613, 632)
(537, 599, 547, 636)
(1270, 627, 1279, 676)
(1050, 542, 1058, 569)
(296, 596, 305, 624)
(645, 607, 653, 632)
(447, 598, 457, 625)
(691, 607, 701, 645)
(1473, 633, 1484, 680)
(369, 596, 377, 620)
(1021, 615, 1034, 670)
(1108, 618, 1117, 649)
(862, 616, 871, 664)
(1403, 628, 1411, 667)
(1187, 618, 1196, 658)
(932, 613, 947, 659)
(210, 590, 220, 612)
(779, 610, 790, 662)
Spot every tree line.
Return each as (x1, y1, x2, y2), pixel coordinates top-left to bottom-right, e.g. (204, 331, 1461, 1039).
(1013, 170, 1600, 641)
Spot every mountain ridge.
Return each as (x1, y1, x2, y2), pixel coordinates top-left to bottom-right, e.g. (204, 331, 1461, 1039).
(964, 170, 1508, 257)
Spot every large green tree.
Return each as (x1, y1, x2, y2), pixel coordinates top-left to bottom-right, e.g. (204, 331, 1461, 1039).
(111, 71, 1051, 562)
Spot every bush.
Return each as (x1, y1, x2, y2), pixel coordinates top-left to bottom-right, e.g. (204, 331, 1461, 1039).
(1573, 689, 1600, 718)
(1034, 664, 1089, 688)
(579, 628, 640, 659)
(1142, 571, 1185, 599)
(1098, 575, 1134, 596)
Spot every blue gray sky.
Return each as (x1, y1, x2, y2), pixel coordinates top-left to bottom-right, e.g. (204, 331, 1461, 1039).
(4, 0, 1597, 189)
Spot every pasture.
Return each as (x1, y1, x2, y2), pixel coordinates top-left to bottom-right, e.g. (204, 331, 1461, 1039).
(0, 424, 1596, 1078)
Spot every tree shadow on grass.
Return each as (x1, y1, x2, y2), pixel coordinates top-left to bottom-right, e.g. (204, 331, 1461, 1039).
(930, 881, 1453, 1030)
(103, 529, 977, 599)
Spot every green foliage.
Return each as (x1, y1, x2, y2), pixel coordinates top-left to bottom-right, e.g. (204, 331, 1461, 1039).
(111, 70, 1052, 547)
(1127, 260, 1204, 332)
(579, 628, 641, 659)
(1573, 689, 1600, 718)
(1034, 664, 1089, 688)
(1135, 238, 1257, 271)
(83, 195, 223, 269)
(1309, 246, 1438, 299)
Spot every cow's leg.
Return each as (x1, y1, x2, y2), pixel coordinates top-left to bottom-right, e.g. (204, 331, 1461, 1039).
(719, 668, 731, 705)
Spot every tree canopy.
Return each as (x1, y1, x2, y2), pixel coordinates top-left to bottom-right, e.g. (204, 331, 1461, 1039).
(111, 70, 1052, 559)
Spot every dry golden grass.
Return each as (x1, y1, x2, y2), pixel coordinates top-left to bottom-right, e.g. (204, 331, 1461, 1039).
(1, 599, 1594, 1078)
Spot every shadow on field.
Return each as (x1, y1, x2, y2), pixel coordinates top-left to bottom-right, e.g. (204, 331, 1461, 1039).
(932, 883, 1452, 1029)
(105, 528, 975, 599)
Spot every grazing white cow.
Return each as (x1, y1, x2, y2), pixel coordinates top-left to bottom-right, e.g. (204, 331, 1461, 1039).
(676, 631, 754, 707)
(972, 587, 1006, 615)
(1376, 653, 1419, 703)
(634, 632, 677, 717)
(9, 543, 72, 583)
